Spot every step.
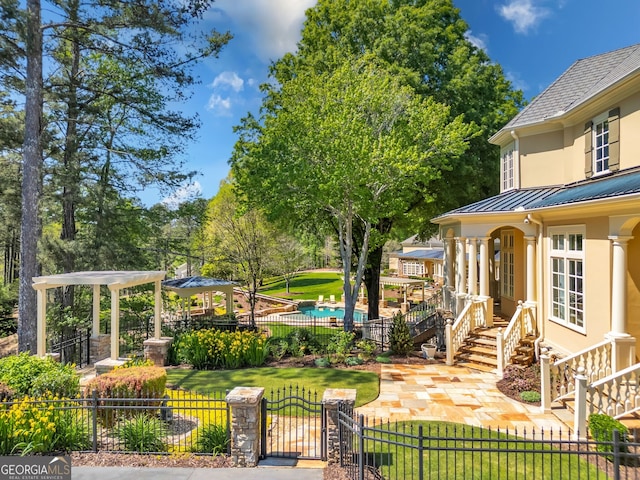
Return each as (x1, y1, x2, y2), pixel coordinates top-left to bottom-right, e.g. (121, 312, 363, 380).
(459, 345, 498, 357)
(510, 354, 534, 366)
(454, 352, 498, 367)
(456, 361, 497, 373)
(465, 337, 497, 348)
(515, 346, 535, 355)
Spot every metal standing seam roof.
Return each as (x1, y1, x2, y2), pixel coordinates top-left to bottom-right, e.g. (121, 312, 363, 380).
(436, 169, 640, 219)
(501, 44, 640, 132)
(162, 276, 236, 289)
(397, 250, 444, 260)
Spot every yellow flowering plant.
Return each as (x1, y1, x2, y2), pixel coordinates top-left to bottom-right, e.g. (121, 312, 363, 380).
(177, 329, 268, 370)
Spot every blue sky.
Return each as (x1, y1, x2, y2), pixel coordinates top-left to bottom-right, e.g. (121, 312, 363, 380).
(156, 0, 640, 207)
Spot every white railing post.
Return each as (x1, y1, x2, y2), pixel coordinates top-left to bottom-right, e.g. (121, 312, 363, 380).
(540, 349, 551, 413)
(496, 328, 504, 376)
(446, 318, 453, 366)
(573, 367, 588, 440)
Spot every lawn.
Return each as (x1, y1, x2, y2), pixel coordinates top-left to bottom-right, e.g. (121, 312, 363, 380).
(360, 421, 605, 480)
(166, 366, 379, 407)
(259, 271, 344, 300)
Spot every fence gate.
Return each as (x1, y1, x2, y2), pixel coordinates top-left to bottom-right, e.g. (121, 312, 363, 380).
(261, 385, 326, 461)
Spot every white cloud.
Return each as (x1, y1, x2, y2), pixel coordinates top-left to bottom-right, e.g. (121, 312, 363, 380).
(212, 71, 244, 92)
(207, 94, 233, 116)
(506, 71, 529, 92)
(210, 0, 316, 63)
(465, 31, 489, 53)
(162, 181, 203, 210)
(497, 0, 550, 34)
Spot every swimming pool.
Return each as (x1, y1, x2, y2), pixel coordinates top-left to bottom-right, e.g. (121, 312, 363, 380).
(299, 305, 368, 323)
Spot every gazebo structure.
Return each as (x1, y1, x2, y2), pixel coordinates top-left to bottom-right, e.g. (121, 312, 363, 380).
(378, 276, 426, 311)
(32, 271, 166, 361)
(162, 276, 236, 316)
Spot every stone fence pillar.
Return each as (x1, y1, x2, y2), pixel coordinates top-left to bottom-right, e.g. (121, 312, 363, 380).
(143, 337, 173, 366)
(90, 334, 110, 365)
(226, 387, 264, 467)
(323, 388, 357, 464)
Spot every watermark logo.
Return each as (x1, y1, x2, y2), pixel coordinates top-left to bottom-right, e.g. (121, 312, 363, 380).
(0, 456, 71, 480)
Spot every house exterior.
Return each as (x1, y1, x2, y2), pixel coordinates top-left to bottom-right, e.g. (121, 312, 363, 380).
(388, 235, 444, 282)
(433, 44, 640, 371)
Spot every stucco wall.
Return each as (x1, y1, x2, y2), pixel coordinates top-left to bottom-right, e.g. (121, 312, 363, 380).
(626, 223, 640, 352)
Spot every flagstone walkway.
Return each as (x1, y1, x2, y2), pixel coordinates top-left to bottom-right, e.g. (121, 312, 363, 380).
(356, 363, 572, 434)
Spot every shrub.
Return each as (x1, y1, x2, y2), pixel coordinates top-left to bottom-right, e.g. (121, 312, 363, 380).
(376, 355, 392, 364)
(389, 314, 413, 356)
(0, 353, 80, 398)
(345, 356, 363, 366)
(267, 338, 289, 361)
(284, 328, 321, 357)
(193, 424, 229, 455)
(501, 365, 541, 393)
(84, 366, 167, 426)
(519, 390, 541, 403)
(314, 357, 330, 368)
(327, 330, 355, 363)
(115, 414, 167, 453)
(356, 339, 377, 361)
(589, 413, 630, 460)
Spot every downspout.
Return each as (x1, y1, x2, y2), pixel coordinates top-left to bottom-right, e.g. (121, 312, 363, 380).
(525, 213, 545, 360)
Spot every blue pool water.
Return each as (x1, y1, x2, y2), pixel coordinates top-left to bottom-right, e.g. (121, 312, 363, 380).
(299, 305, 368, 323)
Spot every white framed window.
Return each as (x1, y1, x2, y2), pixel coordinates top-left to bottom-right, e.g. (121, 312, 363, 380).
(549, 226, 585, 333)
(501, 230, 514, 299)
(592, 112, 609, 175)
(501, 143, 515, 192)
(402, 261, 424, 277)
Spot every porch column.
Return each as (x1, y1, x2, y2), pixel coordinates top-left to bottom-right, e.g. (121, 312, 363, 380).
(226, 286, 234, 316)
(609, 236, 632, 337)
(467, 238, 477, 296)
(455, 237, 467, 295)
(525, 235, 537, 305)
(110, 286, 120, 360)
(444, 237, 455, 289)
(479, 237, 490, 297)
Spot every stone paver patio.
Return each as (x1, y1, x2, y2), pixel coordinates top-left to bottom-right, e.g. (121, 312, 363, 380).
(356, 363, 572, 433)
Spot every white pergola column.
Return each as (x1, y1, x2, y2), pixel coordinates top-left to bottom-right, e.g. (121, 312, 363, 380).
(467, 238, 477, 296)
(525, 235, 537, 305)
(154, 280, 162, 339)
(36, 287, 47, 357)
(479, 237, 490, 297)
(92, 284, 101, 337)
(226, 286, 234, 315)
(110, 287, 121, 360)
(455, 237, 467, 295)
(609, 236, 632, 337)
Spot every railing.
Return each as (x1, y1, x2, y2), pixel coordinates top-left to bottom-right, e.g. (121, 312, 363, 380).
(541, 339, 613, 411)
(445, 298, 485, 366)
(588, 363, 640, 419)
(49, 328, 91, 367)
(496, 301, 535, 376)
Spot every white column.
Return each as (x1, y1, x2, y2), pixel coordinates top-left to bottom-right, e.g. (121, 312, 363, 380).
(92, 284, 101, 337)
(479, 237, 490, 297)
(110, 287, 120, 360)
(444, 238, 455, 289)
(525, 235, 537, 305)
(226, 286, 234, 315)
(455, 237, 467, 295)
(36, 287, 47, 357)
(609, 236, 632, 337)
(467, 238, 477, 296)
(154, 280, 162, 339)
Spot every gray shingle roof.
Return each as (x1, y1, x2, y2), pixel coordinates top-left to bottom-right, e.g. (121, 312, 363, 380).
(502, 44, 640, 131)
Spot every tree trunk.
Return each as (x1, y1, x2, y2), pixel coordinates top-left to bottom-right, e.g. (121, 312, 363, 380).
(364, 244, 382, 320)
(18, 0, 43, 353)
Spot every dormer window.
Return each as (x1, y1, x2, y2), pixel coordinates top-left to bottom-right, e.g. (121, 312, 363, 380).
(585, 108, 620, 178)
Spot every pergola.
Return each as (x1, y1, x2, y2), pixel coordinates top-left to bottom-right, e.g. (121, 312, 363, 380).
(162, 276, 236, 316)
(32, 270, 166, 360)
(379, 276, 426, 304)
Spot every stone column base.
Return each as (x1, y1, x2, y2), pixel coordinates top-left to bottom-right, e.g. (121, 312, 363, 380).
(323, 388, 357, 464)
(226, 387, 264, 467)
(94, 358, 126, 375)
(143, 337, 173, 367)
(90, 334, 111, 365)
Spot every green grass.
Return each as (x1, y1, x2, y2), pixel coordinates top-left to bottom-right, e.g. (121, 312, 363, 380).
(361, 421, 606, 480)
(259, 272, 344, 300)
(166, 367, 378, 407)
(263, 323, 338, 345)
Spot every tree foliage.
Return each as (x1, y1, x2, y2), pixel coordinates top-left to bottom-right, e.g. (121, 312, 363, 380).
(232, 58, 474, 329)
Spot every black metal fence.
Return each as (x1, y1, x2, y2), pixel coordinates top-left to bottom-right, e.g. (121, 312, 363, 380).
(337, 405, 640, 480)
(261, 385, 326, 461)
(49, 328, 91, 367)
(0, 389, 229, 456)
